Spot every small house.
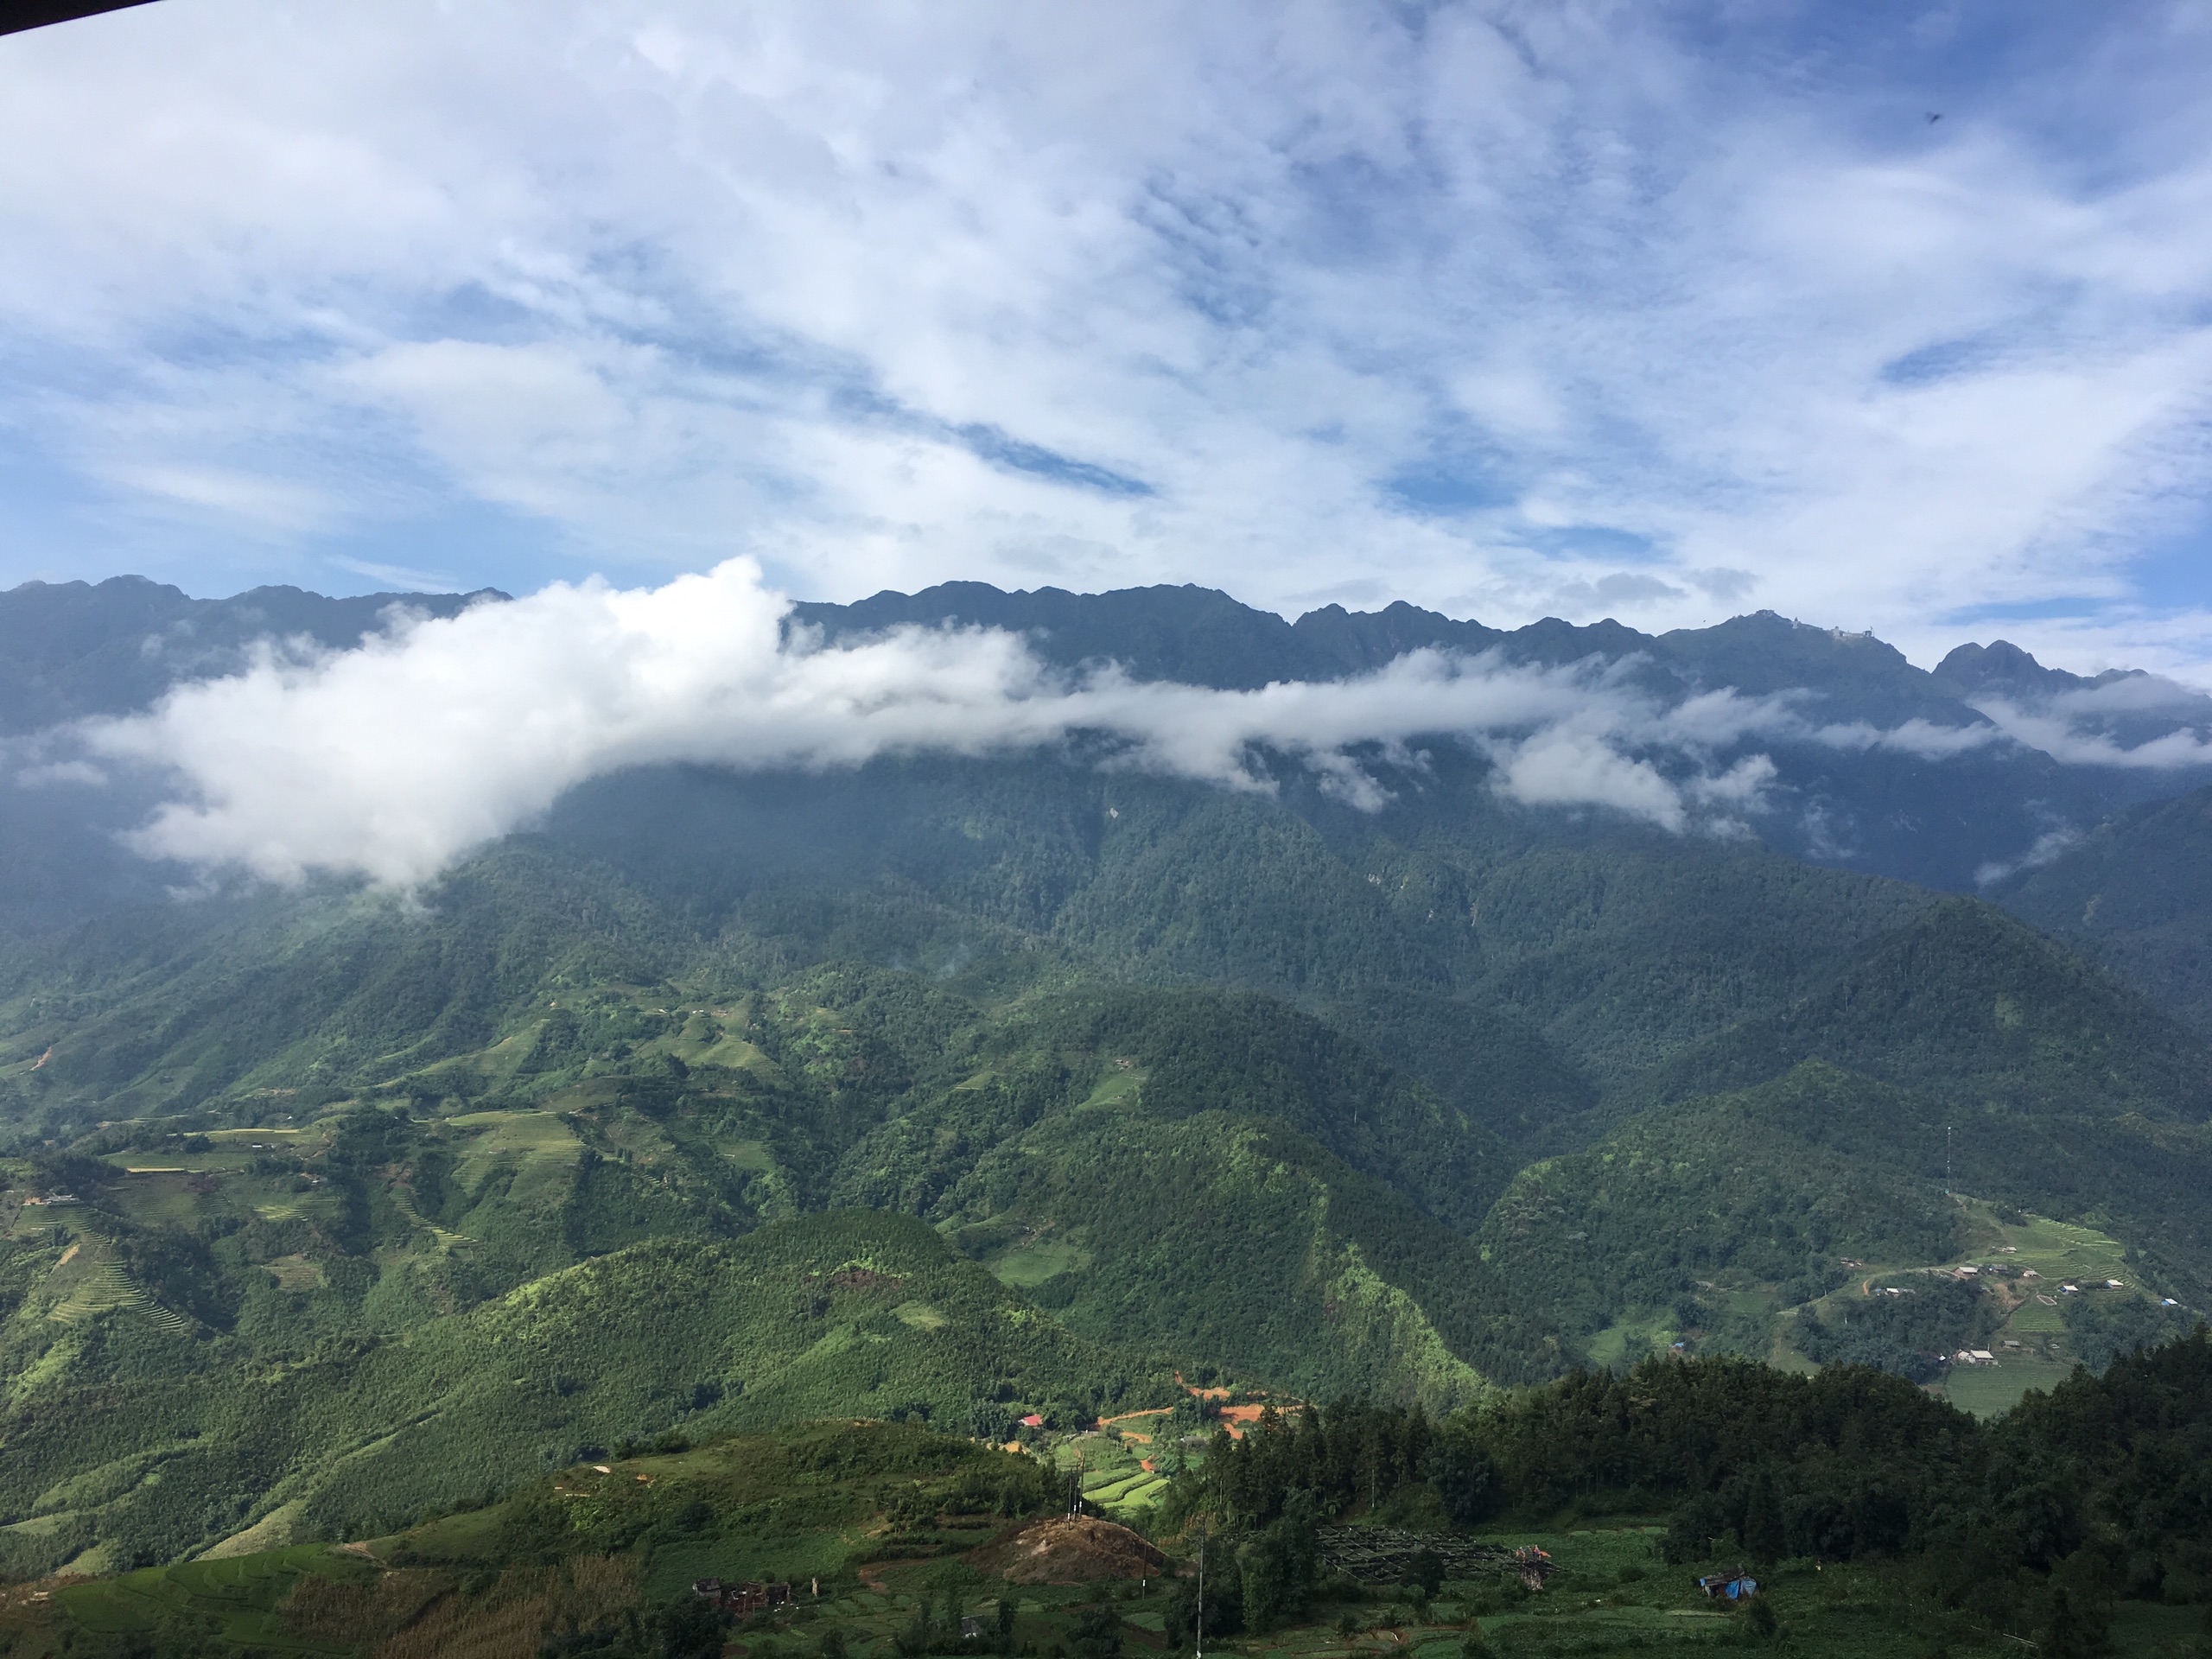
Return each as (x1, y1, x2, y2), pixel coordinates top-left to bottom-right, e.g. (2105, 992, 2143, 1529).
(1699, 1572, 1759, 1601)
(1019, 1414, 1044, 1428)
(691, 1581, 792, 1618)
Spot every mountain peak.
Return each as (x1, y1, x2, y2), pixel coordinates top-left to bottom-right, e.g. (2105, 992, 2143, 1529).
(1933, 639, 2073, 697)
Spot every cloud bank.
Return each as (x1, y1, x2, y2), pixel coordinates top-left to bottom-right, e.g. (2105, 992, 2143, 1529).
(48, 560, 2212, 889)
(67, 560, 1847, 888)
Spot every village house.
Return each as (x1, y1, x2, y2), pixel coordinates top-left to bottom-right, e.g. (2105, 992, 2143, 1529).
(691, 1580, 793, 1618)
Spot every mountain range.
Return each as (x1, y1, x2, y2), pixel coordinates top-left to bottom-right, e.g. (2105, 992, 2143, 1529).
(2, 573, 2210, 1580)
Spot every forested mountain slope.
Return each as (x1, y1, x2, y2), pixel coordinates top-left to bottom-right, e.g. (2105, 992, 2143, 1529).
(4, 574, 2212, 1589)
(1639, 898, 2212, 1119)
(0, 576, 501, 738)
(1998, 781, 2212, 1035)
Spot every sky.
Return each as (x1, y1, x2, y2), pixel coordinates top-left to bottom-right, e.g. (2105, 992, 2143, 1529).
(6, 1, 2212, 677)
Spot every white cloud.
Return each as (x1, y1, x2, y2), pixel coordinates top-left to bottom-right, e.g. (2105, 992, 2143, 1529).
(1967, 697, 2212, 769)
(63, 556, 2212, 890)
(1974, 828, 2083, 889)
(76, 560, 1818, 887)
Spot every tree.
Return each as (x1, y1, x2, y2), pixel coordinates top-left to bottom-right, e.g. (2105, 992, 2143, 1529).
(1239, 1492, 1324, 1630)
(1421, 1435, 1499, 1527)
(1662, 1493, 1726, 1565)
(1071, 1605, 1123, 1659)
(1166, 1567, 1243, 1642)
(1742, 1471, 1786, 1567)
(652, 1596, 728, 1659)
(2043, 1587, 2111, 1659)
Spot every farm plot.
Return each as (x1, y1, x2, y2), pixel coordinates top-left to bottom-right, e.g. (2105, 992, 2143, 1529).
(448, 1109, 583, 1206)
(1058, 1433, 1173, 1519)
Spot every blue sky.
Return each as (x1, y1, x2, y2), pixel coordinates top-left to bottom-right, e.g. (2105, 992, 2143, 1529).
(4, 0, 2212, 676)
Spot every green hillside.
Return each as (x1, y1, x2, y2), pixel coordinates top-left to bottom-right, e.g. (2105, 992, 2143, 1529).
(1479, 1065, 1963, 1342)
(1999, 781, 2212, 1035)
(941, 1108, 1559, 1408)
(0, 1210, 1151, 1577)
(3, 693, 2212, 1610)
(1640, 897, 2212, 1119)
(0, 967, 1573, 1574)
(1479, 1061, 2209, 1379)
(20, 1336, 2212, 1657)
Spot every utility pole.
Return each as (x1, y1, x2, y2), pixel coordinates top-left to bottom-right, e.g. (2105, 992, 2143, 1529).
(1945, 1125, 1953, 1195)
(1195, 1516, 1206, 1659)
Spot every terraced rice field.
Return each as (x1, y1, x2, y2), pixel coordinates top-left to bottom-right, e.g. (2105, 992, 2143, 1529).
(47, 1253, 188, 1333)
(1059, 1432, 1179, 1518)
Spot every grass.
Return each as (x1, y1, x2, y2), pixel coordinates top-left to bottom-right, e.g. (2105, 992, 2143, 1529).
(1583, 1314, 1679, 1370)
(665, 1010, 779, 1074)
(718, 1136, 778, 1172)
(1059, 1428, 1179, 1518)
(794, 1516, 2065, 1658)
(52, 1542, 370, 1650)
(1078, 1066, 1146, 1110)
(986, 1237, 1092, 1289)
(1941, 1355, 2075, 1417)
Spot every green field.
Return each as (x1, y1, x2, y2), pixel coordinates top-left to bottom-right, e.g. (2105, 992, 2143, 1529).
(13, 1500, 2171, 1659)
(1058, 1427, 1179, 1518)
(51, 1543, 373, 1651)
(986, 1235, 1095, 1288)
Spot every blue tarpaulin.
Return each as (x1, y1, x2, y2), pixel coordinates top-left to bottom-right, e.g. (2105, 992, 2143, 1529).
(1698, 1573, 1759, 1600)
